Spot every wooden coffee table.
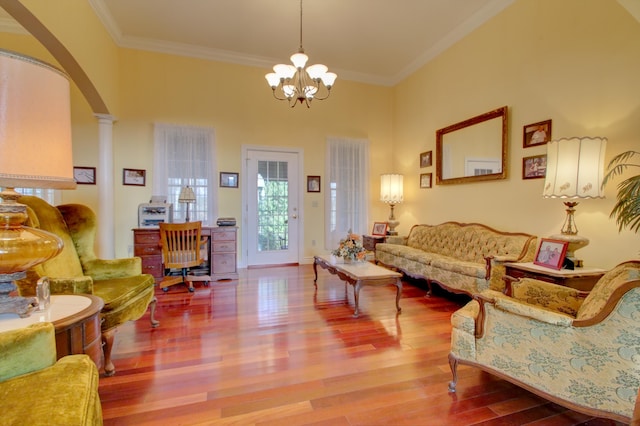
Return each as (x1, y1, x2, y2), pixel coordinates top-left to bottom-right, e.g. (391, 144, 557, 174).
(313, 254, 402, 317)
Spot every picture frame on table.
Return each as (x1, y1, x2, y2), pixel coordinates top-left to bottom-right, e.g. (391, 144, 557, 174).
(533, 238, 569, 270)
(420, 151, 432, 168)
(307, 175, 321, 192)
(420, 173, 432, 189)
(73, 166, 96, 185)
(220, 172, 239, 188)
(372, 222, 388, 236)
(122, 168, 145, 186)
(522, 154, 547, 179)
(523, 119, 552, 148)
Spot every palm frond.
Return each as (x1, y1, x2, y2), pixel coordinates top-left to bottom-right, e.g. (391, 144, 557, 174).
(609, 173, 640, 233)
(601, 150, 640, 188)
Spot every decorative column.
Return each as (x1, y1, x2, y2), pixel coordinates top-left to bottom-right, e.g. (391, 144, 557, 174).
(95, 114, 116, 258)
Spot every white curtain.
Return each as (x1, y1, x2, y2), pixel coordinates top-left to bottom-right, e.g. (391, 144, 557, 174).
(325, 137, 370, 250)
(153, 123, 217, 225)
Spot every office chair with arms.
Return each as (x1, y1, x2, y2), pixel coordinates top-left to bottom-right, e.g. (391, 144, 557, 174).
(159, 221, 211, 292)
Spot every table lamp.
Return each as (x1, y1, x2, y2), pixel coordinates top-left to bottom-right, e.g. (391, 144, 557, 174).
(543, 136, 606, 268)
(380, 174, 403, 236)
(178, 186, 196, 222)
(0, 49, 76, 316)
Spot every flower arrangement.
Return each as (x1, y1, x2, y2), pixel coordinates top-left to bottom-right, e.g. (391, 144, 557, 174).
(332, 229, 367, 261)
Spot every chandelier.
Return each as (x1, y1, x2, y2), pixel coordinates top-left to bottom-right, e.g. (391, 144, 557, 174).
(265, 0, 337, 108)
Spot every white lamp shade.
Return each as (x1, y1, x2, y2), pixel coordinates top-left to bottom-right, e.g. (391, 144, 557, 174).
(178, 186, 196, 203)
(380, 174, 404, 204)
(273, 64, 296, 80)
(0, 49, 75, 189)
(543, 137, 607, 199)
(306, 64, 328, 80)
(290, 52, 309, 69)
(320, 72, 337, 87)
(265, 73, 280, 88)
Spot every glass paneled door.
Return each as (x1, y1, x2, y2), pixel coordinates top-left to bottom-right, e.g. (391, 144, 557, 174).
(246, 149, 299, 266)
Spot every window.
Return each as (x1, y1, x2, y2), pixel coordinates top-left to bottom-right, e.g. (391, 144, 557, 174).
(324, 137, 370, 250)
(15, 188, 57, 204)
(153, 124, 217, 224)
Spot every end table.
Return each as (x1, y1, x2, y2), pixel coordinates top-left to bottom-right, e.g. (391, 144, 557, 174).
(0, 294, 104, 369)
(505, 262, 606, 291)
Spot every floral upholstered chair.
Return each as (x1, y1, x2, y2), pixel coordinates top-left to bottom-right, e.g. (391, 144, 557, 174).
(16, 196, 158, 376)
(449, 260, 640, 423)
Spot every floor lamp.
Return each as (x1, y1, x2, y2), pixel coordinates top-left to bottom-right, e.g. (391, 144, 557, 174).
(0, 49, 76, 316)
(380, 174, 404, 236)
(543, 136, 607, 269)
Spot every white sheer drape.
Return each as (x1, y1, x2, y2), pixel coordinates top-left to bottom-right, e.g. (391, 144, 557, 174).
(324, 137, 370, 250)
(153, 123, 217, 225)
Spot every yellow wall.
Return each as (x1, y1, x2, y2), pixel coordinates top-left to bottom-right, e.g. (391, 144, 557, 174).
(1, 0, 638, 269)
(393, 0, 640, 268)
(113, 49, 393, 260)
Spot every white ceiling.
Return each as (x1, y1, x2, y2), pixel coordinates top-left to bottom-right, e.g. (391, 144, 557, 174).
(87, 0, 515, 86)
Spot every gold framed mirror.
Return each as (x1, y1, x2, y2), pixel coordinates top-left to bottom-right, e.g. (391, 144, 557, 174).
(436, 106, 508, 185)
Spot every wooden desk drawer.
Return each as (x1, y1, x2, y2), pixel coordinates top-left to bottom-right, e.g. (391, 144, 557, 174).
(134, 231, 160, 245)
(134, 244, 161, 256)
(212, 230, 236, 241)
(212, 242, 235, 253)
(141, 255, 163, 277)
(212, 253, 235, 273)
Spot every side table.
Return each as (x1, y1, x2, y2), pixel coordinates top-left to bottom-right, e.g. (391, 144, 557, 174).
(362, 235, 386, 252)
(0, 294, 104, 369)
(505, 262, 606, 291)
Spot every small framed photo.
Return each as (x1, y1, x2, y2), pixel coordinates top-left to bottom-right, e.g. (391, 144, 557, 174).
(420, 151, 432, 168)
(73, 167, 96, 185)
(522, 154, 547, 179)
(523, 119, 552, 148)
(372, 222, 388, 236)
(534, 238, 569, 270)
(220, 172, 239, 188)
(420, 173, 432, 189)
(123, 168, 145, 186)
(307, 175, 321, 192)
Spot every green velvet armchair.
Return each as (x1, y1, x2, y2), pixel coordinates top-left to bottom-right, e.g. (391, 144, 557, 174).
(16, 196, 158, 376)
(449, 260, 640, 423)
(0, 322, 102, 425)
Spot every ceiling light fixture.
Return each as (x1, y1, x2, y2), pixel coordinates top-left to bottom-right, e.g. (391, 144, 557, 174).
(265, 0, 337, 108)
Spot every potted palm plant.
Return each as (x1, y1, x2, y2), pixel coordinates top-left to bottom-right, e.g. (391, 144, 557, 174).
(601, 150, 640, 233)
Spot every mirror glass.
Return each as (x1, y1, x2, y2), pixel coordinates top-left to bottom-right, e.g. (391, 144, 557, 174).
(436, 106, 508, 185)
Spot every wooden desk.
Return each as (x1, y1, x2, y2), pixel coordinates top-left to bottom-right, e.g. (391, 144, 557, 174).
(133, 226, 238, 281)
(505, 262, 606, 291)
(0, 295, 104, 369)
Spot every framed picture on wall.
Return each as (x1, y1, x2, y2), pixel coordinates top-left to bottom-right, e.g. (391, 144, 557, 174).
(533, 238, 568, 270)
(522, 154, 547, 179)
(523, 119, 552, 148)
(307, 176, 321, 192)
(420, 151, 432, 168)
(123, 168, 145, 186)
(220, 172, 239, 188)
(73, 167, 96, 185)
(420, 173, 432, 188)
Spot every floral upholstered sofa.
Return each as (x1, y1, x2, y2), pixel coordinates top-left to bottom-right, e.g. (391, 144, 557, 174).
(449, 260, 640, 423)
(375, 222, 537, 296)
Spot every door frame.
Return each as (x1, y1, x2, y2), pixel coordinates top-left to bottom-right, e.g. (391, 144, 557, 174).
(241, 144, 304, 268)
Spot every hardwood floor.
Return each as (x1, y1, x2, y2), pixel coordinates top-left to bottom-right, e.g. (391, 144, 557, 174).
(99, 265, 623, 425)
